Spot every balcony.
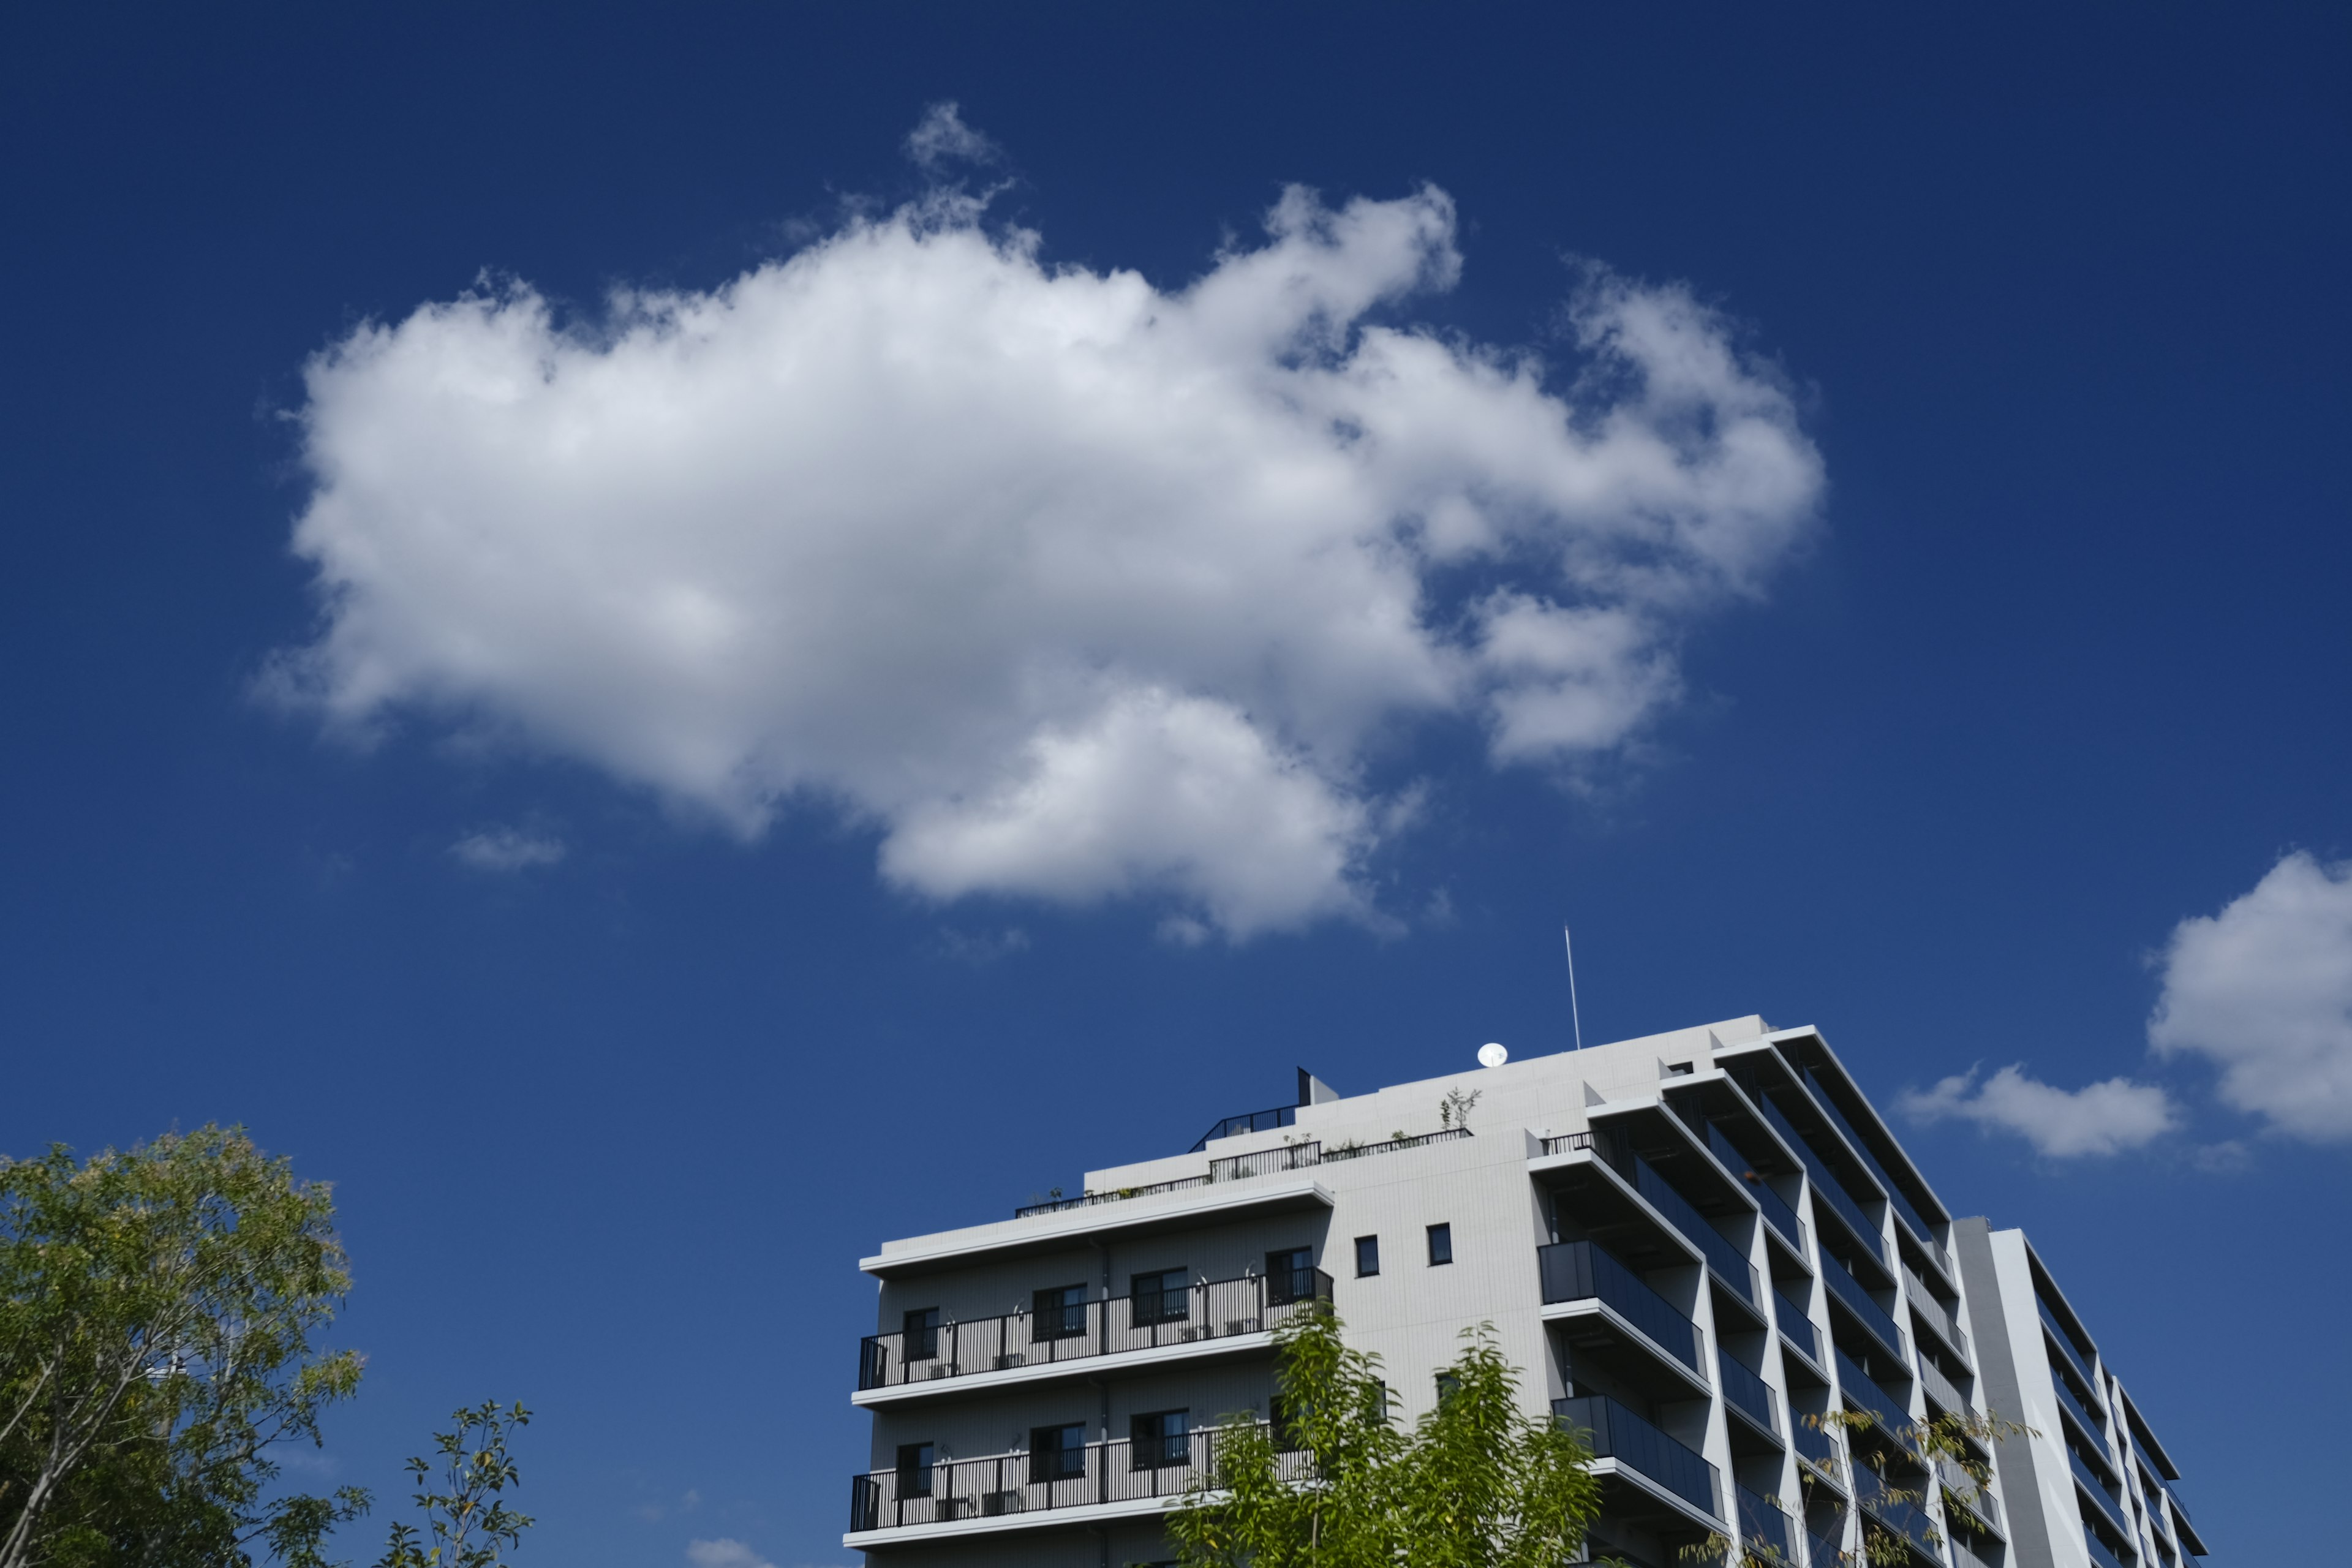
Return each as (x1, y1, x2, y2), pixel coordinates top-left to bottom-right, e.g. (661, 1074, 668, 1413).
(1834, 1350, 1915, 1456)
(858, 1268, 1332, 1395)
(2084, 1526, 2132, 1568)
(2051, 1368, 2112, 1461)
(1550, 1129, 1761, 1311)
(1537, 1240, 1701, 1373)
(1807, 1525, 1847, 1567)
(1016, 1128, 1469, 1219)
(1904, 1270, 1969, 1362)
(1755, 1094, 1890, 1270)
(1822, 1257, 1909, 1364)
(1554, 1394, 1722, 1521)
(2036, 1296, 2100, 1390)
(1937, 1453, 2000, 1532)
(1774, 1284, 1823, 1367)
(1735, 1483, 1793, 1561)
(1799, 1068, 1948, 1269)
(848, 1422, 1298, 1536)
(1918, 1355, 1969, 1420)
(2070, 1447, 2131, 1539)
(1792, 1412, 1842, 1479)
(1718, 1349, 1779, 1438)
(1856, 1474, 1940, 1561)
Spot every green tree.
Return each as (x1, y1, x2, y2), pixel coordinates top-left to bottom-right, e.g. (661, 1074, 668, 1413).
(375, 1403, 533, 1568)
(1167, 1310, 1599, 1567)
(0, 1126, 366, 1568)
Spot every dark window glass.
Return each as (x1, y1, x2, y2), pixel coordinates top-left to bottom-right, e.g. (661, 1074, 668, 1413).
(1265, 1246, 1314, 1304)
(1031, 1284, 1088, 1342)
(1355, 1235, 1381, 1277)
(902, 1306, 940, 1360)
(1129, 1268, 1190, 1327)
(1129, 1409, 1190, 1469)
(1427, 1223, 1453, 1266)
(895, 1442, 935, 1497)
(1435, 1371, 1461, 1404)
(1270, 1396, 1306, 1452)
(1028, 1422, 1087, 1485)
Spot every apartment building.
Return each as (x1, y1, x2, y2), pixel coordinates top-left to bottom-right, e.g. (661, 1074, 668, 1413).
(843, 1017, 2207, 1568)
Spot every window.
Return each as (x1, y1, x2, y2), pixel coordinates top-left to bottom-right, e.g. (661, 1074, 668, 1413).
(902, 1306, 940, 1360)
(894, 1442, 935, 1498)
(1426, 1223, 1453, 1266)
(1265, 1247, 1314, 1304)
(1028, 1422, 1087, 1485)
(1130, 1409, 1190, 1469)
(1355, 1235, 1381, 1276)
(1434, 1371, 1461, 1404)
(1129, 1268, 1190, 1327)
(1031, 1284, 1088, 1342)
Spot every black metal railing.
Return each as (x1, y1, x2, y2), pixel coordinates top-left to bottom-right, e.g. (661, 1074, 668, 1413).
(1015, 1175, 1210, 1218)
(1019, 1126, 1472, 1219)
(1735, 1483, 1792, 1561)
(1189, 1105, 1296, 1152)
(1553, 1395, 1721, 1521)
(1822, 1256, 1908, 1363)
(849, 1423, 1307, 1532)
(1717, 1349, 1778, 1435)
(1536, 1240, 1700, 1371)
(858, 1268, 1332, 1390)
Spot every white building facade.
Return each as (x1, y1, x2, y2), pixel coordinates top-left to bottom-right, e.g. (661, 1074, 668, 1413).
(843, 1018, 2207, 1568)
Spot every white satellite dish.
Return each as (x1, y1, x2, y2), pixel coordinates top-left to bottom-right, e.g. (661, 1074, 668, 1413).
(1478, 1042, 1508, 1068)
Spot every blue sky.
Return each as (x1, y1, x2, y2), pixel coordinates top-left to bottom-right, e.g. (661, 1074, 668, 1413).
(3, 4, 2345, 1563)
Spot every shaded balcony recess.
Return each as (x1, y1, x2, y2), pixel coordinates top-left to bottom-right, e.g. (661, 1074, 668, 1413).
(1856, 1475, 1940, 1560)
(1809, 1527, 1848, 1568)
(1937, 1455, 2002, 1531)
(1774, 1285, 1823, 1366)
(1904, 1269, 1969, 1360)
(2036, 1295, 2101, 1390)
(2083, 1525, 2133, 1568)
(1917, 1355, 1970, 1420)
(858, 1268, 1332, 1391)
(1537, 1240, 1701, 1373)
(1735, 1483, 1793, 1561)
(1544, 1129, 1761, 1309)
(2050, 1365, 2114, 1464)
(1717, 1349, 1779, 1436)
(1553, 1394, 1722, 1522)
(1188, 1104, 1295, 1152)
(2070, 1447, 2132, 1539)
(848, 1422, 1298, 1533)
(1752, 1093, 1891, 1273)
(1834, 1350, 1916, 1456)
(1822, 1255, 1909, 1365)
(1692, 1110, 1811, 1260)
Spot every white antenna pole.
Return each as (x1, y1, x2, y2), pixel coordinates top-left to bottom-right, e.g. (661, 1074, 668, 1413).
(1562, 924, 1585, 1051)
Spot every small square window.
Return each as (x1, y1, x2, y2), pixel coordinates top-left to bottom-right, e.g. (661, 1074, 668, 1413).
(1130, 1409, 1190, 1469)
(902, 1306, 941, 1360)
(1434, 1371, 1461, 1404)
(1426, 1223, 1453, 1266)
(895, 1442, 935, 1497)
(1031, 1284, 1088, 1342)
(1130, 1268, 1190, 1327)
(1265, 1247, 1314, 1304)
(1029, 1422, 1087, 1485)
(1355, 1235, 1381, 1277)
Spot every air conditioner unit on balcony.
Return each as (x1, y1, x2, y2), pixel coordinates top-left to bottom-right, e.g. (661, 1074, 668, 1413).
(992, 1352, 1026, 1370)
(981, 1490, 1023, 1516)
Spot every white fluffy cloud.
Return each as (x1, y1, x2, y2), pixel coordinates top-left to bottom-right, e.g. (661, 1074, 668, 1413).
(2149, 851, 2352, 1140)
(268, 162, 1822, 937)
(684, 1542, 773, 1568)
(1899, 1065, 2179, 1158)
(448, 825, 567, 871)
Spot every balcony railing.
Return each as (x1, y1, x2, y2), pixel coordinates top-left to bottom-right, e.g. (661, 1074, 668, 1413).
(858, 1268, 1332, 1390)
(1019, 1126, 1472, 1218)
(1189, 1104, 1295, 1151)
(1755, 1095, 1890, 1270)
(1736, 1483, 1793, 1561)
(2083, 1526, 2131, 1568)
(849, 1422, 1302, 1532)
(1807, 1526, 1847, 1567)
(1822, 1257, 1909, 1363)
(1904, 1270, 1968, 1360)
(1553, 1395, 1721, 1521)
(1774, 1285, 1823, 1366)
(1718, 1349, 1779, 1435)
(1917, 1355, 1969, 1419)
(2051, 1366, 2112, 1460)
(1835, 1350, 1915, 1455)
(1937, 1454, 2000, 1529)
(1537, 1241, 1700, 1372)
(1856, 1474, 1939, 1559)
(1547, 1129, 1760, 1308)
(2070, 1447, 2131, 1539)
(1800, 1069, 1947, 1259)
(2036, 1296, 2099, 1390)
(1793, 1412, 1841, 1476)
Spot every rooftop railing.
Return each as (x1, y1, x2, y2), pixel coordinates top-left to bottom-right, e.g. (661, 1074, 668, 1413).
(858, 1268, 1332, 1391)
(1822, 1256, 1909, 1365)
(1017, 1126, 1472, 1218)
(1554, 1394, 1721, 1521)
(1537, 1240, 1700, 1372)
(1717, 1349, 1779, 1435)
(1188, 1104, 1294, 1152)
(1774, 1284, 1823, 1366)
(849, 1422, 1302, 1532)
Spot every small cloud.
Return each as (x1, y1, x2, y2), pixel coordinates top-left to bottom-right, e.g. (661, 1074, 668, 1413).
(687, 1542, 774, 1568)
(939, 926, 1031, 965)
(680, 1488, 701, 1511)
(450, 825, 567, 872)
(1422, 888, 1458, 929)
(904, 101, 1000, 171)
(1898, 1063, 2179, 1158)
(2149, 850, 2352, 1142)
(2188, 1139, 2252, 1174)
(1158, 913, 1212, 948)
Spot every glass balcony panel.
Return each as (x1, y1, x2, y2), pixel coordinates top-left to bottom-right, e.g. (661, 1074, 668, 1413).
(1792, 1412, 1841, 1474)
(1553, 1394, 1722, 1521)
(1736, 1483, 1793, 1560)
(1903, 1268, 1969, 1359)
(1718, 1349, 1779, 1434)
(1755, 1094, 1889, 1270)
(1822, 1256, 1908, 1362)
(1834, 1350, 1915, 1455)
(1774, 1285, 1822, 1365)
(2084, 1526, 2132, 1568)
(1537, 1240, 1700, 1372)
(2037, 1296, 2100, 1389)
(1801, 1069, 1945, 1260)
(2071, 1448, 2131, 1538)
(1918, 1355, 1969, 1419)
(1856, 1471, 1939, 1558)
